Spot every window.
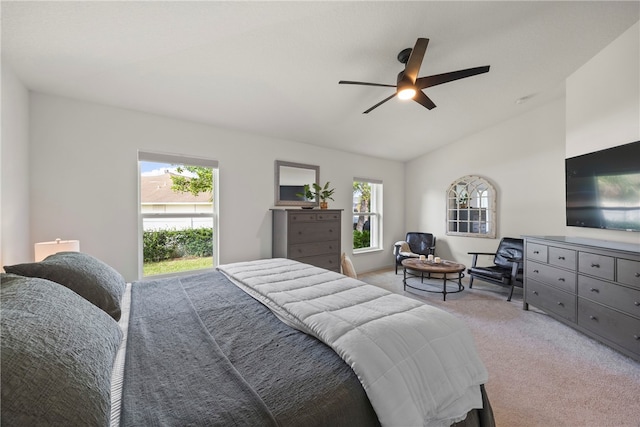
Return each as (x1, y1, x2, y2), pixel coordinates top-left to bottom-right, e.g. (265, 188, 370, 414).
(138, 151, 219, 278)
(353, 178, 383, 252)
(446, 175, 496, 238)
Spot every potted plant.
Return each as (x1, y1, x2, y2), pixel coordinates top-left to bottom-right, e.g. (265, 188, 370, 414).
(296, 182, 335, 209)
(314, 181, 335, 209)
(457, 190, 469, 208)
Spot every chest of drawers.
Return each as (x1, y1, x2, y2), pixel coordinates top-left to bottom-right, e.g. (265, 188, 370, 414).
(272, 209, 342, 272)
(524, 236, 640, 361)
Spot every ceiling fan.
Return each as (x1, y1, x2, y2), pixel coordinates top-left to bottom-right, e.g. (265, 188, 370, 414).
(339, 38, 490, 114)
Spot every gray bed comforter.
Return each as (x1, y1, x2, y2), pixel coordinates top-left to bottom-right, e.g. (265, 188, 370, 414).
(120, 270, 380, 426)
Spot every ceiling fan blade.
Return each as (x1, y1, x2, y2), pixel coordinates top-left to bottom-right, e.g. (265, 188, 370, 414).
(363, 93, 397, 114)
(415, 65, 490, 89)
(404, 38, 429, 84)
(339, 80, 397, 88)
(413, 90, 437, 110)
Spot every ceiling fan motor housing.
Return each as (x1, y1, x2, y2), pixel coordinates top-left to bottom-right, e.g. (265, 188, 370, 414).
(397, 47, 413, 64)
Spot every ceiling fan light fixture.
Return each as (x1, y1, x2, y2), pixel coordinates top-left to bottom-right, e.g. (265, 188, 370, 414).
(397, 87, 417, 100)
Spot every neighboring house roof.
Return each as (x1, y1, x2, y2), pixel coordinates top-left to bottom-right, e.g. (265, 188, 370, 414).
(141, 173, 211, 204)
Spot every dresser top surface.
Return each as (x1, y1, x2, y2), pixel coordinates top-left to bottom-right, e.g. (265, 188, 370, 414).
(524, 235, 639, 254)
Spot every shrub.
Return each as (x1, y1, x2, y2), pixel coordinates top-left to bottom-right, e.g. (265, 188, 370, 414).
(353, 230, 370, 249)
(143, 228, 213, 262)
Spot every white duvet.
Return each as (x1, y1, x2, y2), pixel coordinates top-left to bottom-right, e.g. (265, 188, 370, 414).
(218, 258, 488, 427)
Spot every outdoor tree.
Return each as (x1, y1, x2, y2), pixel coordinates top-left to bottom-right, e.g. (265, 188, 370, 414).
(170, 166, 213, 200)
(353, 182, 371, 231)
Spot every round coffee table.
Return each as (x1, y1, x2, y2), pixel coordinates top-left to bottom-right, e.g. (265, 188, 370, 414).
(401, 258, 465, 301)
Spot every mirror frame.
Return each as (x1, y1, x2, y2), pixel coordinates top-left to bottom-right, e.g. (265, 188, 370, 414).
(274, 160, 320, 207)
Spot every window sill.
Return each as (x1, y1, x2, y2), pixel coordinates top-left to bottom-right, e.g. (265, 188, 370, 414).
(353, 247, 384, 255)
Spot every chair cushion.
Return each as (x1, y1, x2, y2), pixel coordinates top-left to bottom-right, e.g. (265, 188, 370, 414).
(468, 266, 510, 281)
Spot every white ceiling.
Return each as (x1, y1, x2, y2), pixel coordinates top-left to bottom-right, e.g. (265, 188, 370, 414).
(2, 1, 638, 162)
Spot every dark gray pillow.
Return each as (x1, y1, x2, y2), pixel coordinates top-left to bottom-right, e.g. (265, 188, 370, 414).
(4, 251, 125, 320)
(0, 273, 122, 427)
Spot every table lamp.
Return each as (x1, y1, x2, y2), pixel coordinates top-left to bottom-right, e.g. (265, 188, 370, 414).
(34, 238, 80, 262)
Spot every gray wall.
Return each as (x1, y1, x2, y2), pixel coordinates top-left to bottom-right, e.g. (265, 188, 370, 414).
(24, 93, 404, 281)
(403, 21, 639, 267)
(2, 22, 637, 280)
(1, 63, 30, 267)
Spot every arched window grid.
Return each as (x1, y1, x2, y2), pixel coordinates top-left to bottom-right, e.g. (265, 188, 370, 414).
(446, 175, 496, 238)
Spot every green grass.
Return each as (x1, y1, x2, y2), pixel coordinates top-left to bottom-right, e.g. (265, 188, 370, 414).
(143, 256, 213, 277)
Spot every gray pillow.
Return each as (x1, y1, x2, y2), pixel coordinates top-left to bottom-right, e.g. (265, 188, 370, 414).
(4, 251, 125, 320)
(0, 273, 122, 427)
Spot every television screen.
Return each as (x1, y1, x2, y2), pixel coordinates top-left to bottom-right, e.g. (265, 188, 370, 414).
(566, 141, 640, 232)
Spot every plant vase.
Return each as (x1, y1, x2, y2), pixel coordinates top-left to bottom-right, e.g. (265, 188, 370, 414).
(320, 201, 328, 209)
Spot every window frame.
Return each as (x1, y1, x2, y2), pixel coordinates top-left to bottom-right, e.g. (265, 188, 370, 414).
(137, 150, 219, 280)
(353, 178, 383, 253)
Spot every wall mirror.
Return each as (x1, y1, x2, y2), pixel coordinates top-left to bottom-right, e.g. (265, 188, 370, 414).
(446, 175, 496, 238)
(274, 160, 319, 207)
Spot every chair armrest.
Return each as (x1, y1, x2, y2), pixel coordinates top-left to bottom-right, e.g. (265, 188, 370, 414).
(468, 251, 497, 268)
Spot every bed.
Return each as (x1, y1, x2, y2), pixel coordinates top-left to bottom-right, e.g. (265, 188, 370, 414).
(1, 252, 494, 427)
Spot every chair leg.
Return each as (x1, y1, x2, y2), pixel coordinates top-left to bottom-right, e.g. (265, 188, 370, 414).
(469, 276, 474, 288)
(395, 263, 398, 274)
(507, 284, 514, 301)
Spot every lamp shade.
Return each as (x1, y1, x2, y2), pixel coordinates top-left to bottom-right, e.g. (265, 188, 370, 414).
(34, 238, 80, 262)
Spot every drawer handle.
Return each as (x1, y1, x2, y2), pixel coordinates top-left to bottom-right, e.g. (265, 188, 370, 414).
(533, 250, 540, 254)
(590, 288, 599, 293)
(558, 278, 565, 282)
(533, 269, 539, 274)
(591, 263, 600, 268)
(533, 291, 539, 295)
(557, 302, 564, 307)
(635, 273, 640, 278)
(558, 256, 565, 260)
(635, 335, 640, 340)
(635, 301, 640, 307)
(589, 315, 598, 321)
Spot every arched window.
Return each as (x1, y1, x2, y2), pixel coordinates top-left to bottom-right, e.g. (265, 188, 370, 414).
(446, 175, 496, 238)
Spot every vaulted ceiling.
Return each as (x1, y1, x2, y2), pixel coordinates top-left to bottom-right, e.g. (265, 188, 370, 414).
(2, 1, 638, 161)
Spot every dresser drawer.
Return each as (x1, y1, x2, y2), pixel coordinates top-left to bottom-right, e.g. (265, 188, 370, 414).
(578, 298, 640, 356)
(548, 247, 576, 270)
(287, 212, 317, 222)
(290, 241, 339, 259)
(526, 261, 576, 293)
(526, 280, 576, 322)
(578, 275, 640, 318)
(296, 253, 340, 272)
(527, 243, 548, 262)
(578, 252, 614, 281)
(289, 221, 340, 244)
(316, 211, 340, 221)
(618, 258, 640, 289)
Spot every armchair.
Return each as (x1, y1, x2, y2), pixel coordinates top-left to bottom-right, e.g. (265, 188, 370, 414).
(394, 232, 436, 274)
(467, 237, 524, 301)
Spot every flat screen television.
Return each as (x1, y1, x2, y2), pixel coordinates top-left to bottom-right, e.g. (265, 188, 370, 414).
(565, 141, 640, 232)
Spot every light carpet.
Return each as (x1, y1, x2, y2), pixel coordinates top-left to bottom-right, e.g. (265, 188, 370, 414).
(359, 268, 640, 427)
